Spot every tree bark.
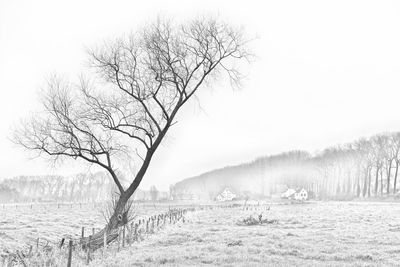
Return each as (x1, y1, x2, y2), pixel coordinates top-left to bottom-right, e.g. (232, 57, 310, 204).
(83, 191, 130, 250)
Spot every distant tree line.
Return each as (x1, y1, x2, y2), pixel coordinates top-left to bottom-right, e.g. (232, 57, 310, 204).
(0, 174, 170, 203)
(172, 132, 400, 200)
(311, 132, 400, 199)
(0, 172, 117, 202)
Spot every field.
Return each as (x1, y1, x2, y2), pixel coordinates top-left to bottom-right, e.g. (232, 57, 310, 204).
(2, 201, 400, 266)
(0, 202, 183, 252)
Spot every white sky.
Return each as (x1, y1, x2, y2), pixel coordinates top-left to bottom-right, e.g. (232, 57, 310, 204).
(1, 0, 400, 190)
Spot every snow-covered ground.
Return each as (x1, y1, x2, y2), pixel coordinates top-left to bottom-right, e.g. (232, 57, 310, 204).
(2, 201, 400, 266)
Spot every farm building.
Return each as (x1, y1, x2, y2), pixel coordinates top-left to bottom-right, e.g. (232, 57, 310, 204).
(281, 188, 308, 201)
(216, 188, 237, 201)
(281, 188, 296, 198)
(293, 188, 308, 201)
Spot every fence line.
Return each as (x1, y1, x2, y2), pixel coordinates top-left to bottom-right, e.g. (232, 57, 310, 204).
(2, 203, 271, 266)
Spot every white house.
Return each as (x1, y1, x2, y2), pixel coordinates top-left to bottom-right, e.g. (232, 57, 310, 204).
(293, 188, 308, 201)
(281, 188, 308, 201)
(216, 188, 237, 202)
(281, 188, 296, 198)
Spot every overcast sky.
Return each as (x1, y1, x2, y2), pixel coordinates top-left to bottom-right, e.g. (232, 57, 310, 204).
(1, 0, 400, 190)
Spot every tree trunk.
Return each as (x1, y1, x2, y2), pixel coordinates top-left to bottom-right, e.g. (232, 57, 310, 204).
(82, 192, 130, 250)
(387, 161, 392, 194)
(84, 111, 176, 250)
(380, 169, 383, 196)
(84, 148, 157, 249)
(347, 171, 351, 194)
(375, 167, 379, 196)
(367, 168, 371, 197)
(356, 168, 361, 197)
(394, 162, 399, 194)
(362, 168, 368, 197)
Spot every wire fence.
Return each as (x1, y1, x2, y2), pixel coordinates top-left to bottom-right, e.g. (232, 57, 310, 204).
(0, 203, 270, 266)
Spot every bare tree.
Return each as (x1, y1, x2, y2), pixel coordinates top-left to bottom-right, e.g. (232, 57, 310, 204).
(13, 17, 251, 244)
(382, 134, 395, 194)
(370, 135, 385, 196)
(392, 132, 400, 194)
(149, 185, 159, 201)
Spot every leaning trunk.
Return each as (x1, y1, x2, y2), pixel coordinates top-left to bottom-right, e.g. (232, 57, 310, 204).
(83, 149, 156, 250)
(83, 116, 173, 250)
(108, 193, 130, 230)
(81, 192, 130, 250)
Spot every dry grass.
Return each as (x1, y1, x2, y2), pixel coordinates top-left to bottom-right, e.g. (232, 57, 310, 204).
(2, 201, 400, 266)
(0, 202, 184, 253)
(84, 201, 400, 266)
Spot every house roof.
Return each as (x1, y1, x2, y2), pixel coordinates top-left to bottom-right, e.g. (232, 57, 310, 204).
(218, 187, 236, 195)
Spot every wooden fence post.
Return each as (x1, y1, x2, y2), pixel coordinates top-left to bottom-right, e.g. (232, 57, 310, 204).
(128, 223, 131, 243)
(131, 222, 134, 241)
(81, 227, 85, 244)
(59, 238, 65, 249)
(117, 227, 121, 252)
(67, 240, 73, 267)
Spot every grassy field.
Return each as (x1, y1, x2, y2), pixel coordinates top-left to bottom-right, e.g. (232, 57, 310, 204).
(90, 201, 400, 267)
(0, 202, 187, 253)
(2, 201, 400, 266)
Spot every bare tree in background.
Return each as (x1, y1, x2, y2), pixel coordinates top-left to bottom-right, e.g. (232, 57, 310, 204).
(13, 17, 251, 245)
(391, 133, 400, 194)
(149, 185, 159, 201)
